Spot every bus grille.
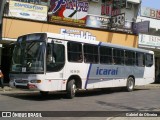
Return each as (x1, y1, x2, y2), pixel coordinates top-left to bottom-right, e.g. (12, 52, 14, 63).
(15, 80, 28, 84)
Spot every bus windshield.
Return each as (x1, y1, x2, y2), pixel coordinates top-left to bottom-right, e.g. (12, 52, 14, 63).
(10, 41, 45, 73)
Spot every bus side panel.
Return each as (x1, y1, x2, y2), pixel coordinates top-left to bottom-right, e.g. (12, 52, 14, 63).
(62, 62, 90, 90)
(143, 65, 155, 85)
(87, 64, 125, 89)
(45, 71, 64, 91)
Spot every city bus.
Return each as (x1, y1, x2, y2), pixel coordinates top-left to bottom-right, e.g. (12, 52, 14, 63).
(9, 32, 155, 98)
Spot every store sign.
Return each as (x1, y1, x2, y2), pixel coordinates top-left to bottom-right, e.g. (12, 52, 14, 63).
(139, 34, 160, 48)
(86, 15, 111, 29)
(111, 13, 125, 28)
(101, 0, 126, 16)
(60, 28, 96, 41)
(141, 6, 160, 19)
(132, 21, 150, 34)
(9, 1, 48, 21)
(49, 0, 89, 26)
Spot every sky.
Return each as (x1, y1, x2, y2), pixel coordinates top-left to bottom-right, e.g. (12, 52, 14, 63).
(141, 0, 160, 9)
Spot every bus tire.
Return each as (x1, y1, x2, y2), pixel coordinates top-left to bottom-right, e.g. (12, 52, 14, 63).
(66, 79, 76, 99)
(126, 77, 135, 92)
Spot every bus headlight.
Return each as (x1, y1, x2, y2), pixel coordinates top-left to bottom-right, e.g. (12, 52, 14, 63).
(30, 80, 41, 83)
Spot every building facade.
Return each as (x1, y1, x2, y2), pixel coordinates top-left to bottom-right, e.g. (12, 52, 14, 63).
(137, 6, 160, 82)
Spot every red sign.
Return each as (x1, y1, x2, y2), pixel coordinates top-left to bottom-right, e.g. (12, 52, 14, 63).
(101, 1, 120, 16)
(49, 0, 89, 26)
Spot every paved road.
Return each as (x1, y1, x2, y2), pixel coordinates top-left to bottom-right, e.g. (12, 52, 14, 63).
(0, 85, 160, 120)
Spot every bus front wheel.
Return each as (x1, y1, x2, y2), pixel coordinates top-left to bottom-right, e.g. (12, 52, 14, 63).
(66, 79, 76, 99)
(126, 77, 135, 92)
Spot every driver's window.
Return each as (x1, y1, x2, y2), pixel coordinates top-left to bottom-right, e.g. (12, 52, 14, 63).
(46, 43, 65, 72)
(47, 44, 55, 64)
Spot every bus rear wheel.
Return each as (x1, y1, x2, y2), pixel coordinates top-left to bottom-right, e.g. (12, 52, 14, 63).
(66, 79, 76, 99)
(126, 77, 135, 92)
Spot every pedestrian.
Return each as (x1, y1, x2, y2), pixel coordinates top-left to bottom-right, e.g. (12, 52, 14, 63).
(0, 68, 4, 88)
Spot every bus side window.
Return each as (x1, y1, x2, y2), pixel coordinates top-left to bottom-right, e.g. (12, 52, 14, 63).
(100, 46, 112, 64)
(83, 44, 99, 63)
(146, 54, 153, 67)
(136, 52, 145, 67)
(125, 50, 135, 66)
(67, 42, 82, 63)
(113, 48, 124, 65)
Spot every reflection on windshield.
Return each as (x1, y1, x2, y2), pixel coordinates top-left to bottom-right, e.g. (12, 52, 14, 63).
(11, 41, 45, 73)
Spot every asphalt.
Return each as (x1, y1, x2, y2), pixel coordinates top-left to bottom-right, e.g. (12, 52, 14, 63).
(1, 83, 160, 120)
(0, 83, 160, 92)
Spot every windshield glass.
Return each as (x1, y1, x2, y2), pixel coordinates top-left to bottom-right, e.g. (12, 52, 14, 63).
(11, 41, 45, 73)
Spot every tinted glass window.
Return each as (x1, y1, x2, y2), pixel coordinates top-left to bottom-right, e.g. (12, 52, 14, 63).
(46, 43, 65, 72)
(113, 48, 124, 65)
(146, 54, 153, 67)
(136, 52, 145, 67)
(84, 44, 99, 63)
(67, 42, 82, 62)
(125, 50, 135, 66)
(100, 46, 112, 64)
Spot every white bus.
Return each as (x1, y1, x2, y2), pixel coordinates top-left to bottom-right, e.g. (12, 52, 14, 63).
(9, 32, 155, 98)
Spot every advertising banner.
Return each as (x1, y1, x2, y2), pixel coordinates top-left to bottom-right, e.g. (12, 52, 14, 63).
(139, 34, 160, 49)
(49, 0, 89, 26)
(9, 1, 48, 21)
(86, 15, 111, 29)
(140, 6, 160, 20)
(132, 21, 150, 34)
(111, 13, 125, 28)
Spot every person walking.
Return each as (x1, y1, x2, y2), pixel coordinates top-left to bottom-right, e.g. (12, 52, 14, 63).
(0, 67, 4, 88)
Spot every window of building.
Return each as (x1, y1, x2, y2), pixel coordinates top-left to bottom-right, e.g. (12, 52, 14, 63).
(83, 44, 99, 63)
(67, 42, 82, 63)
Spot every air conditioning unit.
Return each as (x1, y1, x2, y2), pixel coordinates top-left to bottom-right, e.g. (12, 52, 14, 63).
(126, 2, 132, 9)
(91, 0, 99, 2)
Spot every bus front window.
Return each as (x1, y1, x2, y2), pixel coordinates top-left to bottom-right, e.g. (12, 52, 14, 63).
(46, 43, 65, 72)
(11, 41, 45, 73)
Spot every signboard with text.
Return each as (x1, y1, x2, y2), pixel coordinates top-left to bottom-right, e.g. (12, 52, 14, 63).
(49, 0, 89, 26)
(140, 6, 160, 19)
(139, 34, 160, 49)
(111, 13, 125, 28)
(9, 1, 48, 21)
(86, 15, 111, 29)
(132, 21, 150, 34)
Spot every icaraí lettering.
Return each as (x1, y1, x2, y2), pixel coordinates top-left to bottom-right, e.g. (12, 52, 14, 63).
(96, 67, 118, 75)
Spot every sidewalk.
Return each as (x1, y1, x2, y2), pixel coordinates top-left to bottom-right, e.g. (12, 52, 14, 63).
(0, 83, 160, 92)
